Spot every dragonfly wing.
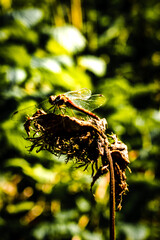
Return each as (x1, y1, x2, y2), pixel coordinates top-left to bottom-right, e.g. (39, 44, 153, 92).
(65, 88, 91, 100)
(11, 104, 38, 122)
(11, 98, 53, 122)
(73, 94, 106, 111)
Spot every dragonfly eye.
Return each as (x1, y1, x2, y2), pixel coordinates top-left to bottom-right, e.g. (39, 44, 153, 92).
(49, 95, 56, 104)
(55, 95, 61, 101)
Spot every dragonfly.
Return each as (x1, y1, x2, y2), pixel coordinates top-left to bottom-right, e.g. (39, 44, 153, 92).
(12, 88, 106, 122)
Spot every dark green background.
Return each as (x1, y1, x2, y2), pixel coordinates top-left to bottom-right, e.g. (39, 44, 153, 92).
(0, 0, 160, 239)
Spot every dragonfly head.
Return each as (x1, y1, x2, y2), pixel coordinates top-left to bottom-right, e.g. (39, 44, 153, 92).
(49, 95, 63, 106)
(49, 95, 57, 105)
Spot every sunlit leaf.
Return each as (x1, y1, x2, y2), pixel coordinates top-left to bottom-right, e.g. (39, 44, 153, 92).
(78, 55, 107, 76)
(44, 25, 86, 54)
(0, 23, 39, 44)
(76, 197, 91, 212)
(99, 17, 125, 45)
(7, 201, 34, 213)
(55, 210, 78, 222)
(31, 56, 61, 73)
(46, 38, 69, 55)
(6, 158, 57, 183)
(54, 55, 74, 67)
(33, 222, 81, 239)
(10, 8, 43, 27)
(0, 29, 8, 42)
(6, 67, 27, 84)
(119, 223, 149, 240)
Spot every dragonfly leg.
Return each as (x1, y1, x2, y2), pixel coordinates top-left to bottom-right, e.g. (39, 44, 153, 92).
(58, 105, 75, 117)
(60, 106, 66, 115)
(52, 105, 65, 115)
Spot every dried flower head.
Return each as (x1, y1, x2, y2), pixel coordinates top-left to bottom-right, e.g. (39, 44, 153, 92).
(24, 109, 130, 210)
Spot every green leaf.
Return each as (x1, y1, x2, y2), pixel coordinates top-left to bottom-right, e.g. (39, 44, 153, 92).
(119, 223, 149, 240)
(0, 23, 39, 44)
(0, 45, 31, 67)
(6, 158, 57, 183)
(76, 197, 91, 212)
(7, 201, 34, 214)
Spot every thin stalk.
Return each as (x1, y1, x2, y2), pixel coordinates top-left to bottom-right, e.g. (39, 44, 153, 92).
(105, 144, 116, 240)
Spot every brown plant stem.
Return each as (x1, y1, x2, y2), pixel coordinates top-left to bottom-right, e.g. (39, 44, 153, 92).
(105, 143, 116, 240)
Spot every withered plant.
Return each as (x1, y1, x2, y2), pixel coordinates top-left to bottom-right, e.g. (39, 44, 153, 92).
(24, 109, 130, 240)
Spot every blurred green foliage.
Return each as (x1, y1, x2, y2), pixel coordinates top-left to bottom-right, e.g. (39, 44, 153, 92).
(0, 0, 160, 239)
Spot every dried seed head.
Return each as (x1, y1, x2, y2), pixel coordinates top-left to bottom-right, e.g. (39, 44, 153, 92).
(24, 110, 107, 171)
(24, 110, 130, 210)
